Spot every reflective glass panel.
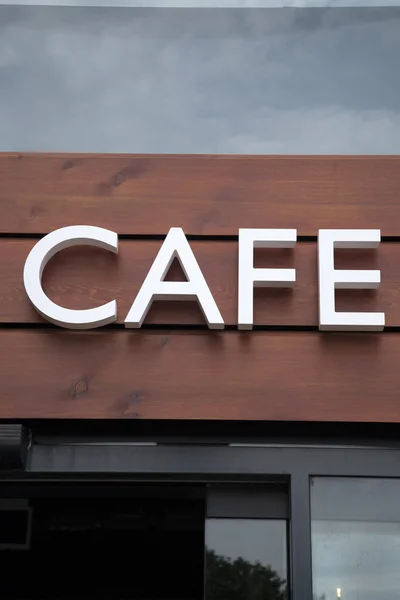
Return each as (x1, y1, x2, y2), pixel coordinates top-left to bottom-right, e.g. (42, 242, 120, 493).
(311, 477, 400, 600)
(205, 518, 288, 600)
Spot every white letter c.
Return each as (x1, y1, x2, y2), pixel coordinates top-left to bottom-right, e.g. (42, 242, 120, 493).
(23, 225, 118, 329)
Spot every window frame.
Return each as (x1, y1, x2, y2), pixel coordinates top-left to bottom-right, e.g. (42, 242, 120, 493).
(3, 440, 400, 599)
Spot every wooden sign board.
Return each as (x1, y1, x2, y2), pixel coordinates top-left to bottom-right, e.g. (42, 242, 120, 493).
(0, 153, 399, 421)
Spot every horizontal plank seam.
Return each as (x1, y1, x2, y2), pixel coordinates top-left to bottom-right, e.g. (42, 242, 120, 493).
(0, 323, 316, 332)
(2, 323, 400, 333)
(2, 233, 400, 243)
(2, 153, 400, 160)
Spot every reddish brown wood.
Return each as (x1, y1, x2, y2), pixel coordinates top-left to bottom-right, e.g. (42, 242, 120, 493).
(0, 330, 398, 421)
(1, 154, 400, 235)
(0, 239, 397, 326)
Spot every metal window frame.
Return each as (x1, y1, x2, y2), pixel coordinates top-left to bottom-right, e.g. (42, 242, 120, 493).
(3, 441, 400, 600)
(0, 501, 33, 550)
(206, 484, 288, 519)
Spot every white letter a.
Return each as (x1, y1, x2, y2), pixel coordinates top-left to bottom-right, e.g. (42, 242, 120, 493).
(125, 227, 224, 329)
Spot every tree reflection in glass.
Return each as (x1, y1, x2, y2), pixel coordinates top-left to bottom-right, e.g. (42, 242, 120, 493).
(205, 518, 287, 600)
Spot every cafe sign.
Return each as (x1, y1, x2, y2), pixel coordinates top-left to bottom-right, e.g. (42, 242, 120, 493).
(23, 226, 384, 332)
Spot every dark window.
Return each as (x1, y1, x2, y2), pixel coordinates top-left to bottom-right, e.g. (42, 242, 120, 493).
(0, 504, 31, 548)
(0, 482, 289, 600)
(1, 489, 205, 600)
(7, 440, 400, 600)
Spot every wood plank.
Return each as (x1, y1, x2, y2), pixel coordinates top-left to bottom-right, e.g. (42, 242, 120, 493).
(0, 330, 399, 421)
(0, 239, 398, 326)
(0, 154, 400, 236)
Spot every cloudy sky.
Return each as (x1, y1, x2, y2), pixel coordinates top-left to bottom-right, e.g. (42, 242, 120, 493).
(2, 1, 400, 6)
(0, 4, 400, 152)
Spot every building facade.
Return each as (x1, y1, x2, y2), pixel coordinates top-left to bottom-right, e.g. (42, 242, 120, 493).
(1, 3, 400, 600)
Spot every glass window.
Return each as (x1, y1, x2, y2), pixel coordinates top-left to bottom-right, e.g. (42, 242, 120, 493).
(206, 519, 288, 600)
(1, 493, 205, 599)
(0, 4, 400, 153)
(205, 486, 288, 600)
(311, 477, 400, 600)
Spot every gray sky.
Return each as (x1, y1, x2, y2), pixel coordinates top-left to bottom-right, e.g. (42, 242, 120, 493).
(1, 4, 400, 153)
(2, 1, 400, 6)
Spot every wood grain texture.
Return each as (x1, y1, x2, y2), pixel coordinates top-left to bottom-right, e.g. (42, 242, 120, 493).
(0, 330, 398, 421)
(0, 239, 397, 326)
(1, 154, 400, 236)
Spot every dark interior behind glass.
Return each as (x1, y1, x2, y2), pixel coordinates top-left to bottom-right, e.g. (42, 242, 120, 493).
(1, 493, 205, 600)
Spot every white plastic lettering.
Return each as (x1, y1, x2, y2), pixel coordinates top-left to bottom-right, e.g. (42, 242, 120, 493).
(238, 228, 297, 330)
(318, 229, 385, 331)
(23, 225, 118, 329)
(125, 227, 224, 329)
